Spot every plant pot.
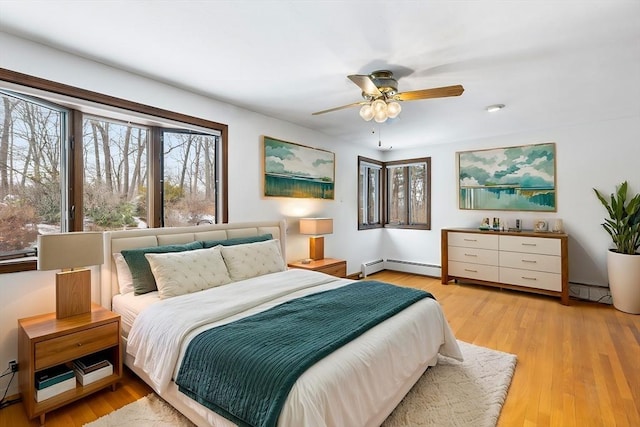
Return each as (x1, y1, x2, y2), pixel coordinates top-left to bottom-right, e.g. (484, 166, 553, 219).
(607, 250, 640, 314)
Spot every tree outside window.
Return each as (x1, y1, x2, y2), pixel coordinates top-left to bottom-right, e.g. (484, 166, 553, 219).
(163, 131, 218, 227)
(83, 117, 149, 231)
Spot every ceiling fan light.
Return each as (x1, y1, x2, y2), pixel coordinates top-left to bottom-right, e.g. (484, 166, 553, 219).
(387, 101, 401, 118)
(372, 99, 387, 114)
(359, 104, 374, 121)
(374, 110, 388, 123)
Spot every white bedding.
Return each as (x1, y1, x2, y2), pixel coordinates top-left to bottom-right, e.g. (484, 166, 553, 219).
(117, 268, 462, 427)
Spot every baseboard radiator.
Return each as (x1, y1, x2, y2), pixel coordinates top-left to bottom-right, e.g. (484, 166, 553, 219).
(385, 259, 441, 277)
(361, 259, 385, 277)
(361, 258, 441, 278)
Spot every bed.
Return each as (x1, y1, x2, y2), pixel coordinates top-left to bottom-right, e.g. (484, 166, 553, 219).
(100, 220, 462, 427)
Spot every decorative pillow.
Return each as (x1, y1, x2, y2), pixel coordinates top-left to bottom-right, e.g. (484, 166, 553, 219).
(145, 246, 231, 299)
(201, 233, 273, 249)
(220, 239, 286, 281)
(113, 252, 134, 295)
(121, 241, 204, 295)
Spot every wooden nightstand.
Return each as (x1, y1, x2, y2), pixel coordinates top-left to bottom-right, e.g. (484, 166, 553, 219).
(288, 258, 347, 278)
(18, 304, 122, 425)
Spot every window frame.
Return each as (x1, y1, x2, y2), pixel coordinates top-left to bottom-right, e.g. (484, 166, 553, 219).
(0, 68, 228, 273)
(357, 155, 431, 231)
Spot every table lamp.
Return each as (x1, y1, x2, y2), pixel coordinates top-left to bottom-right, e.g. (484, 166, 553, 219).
(37, 232, 104, 319)
(299, 218, 333, 261)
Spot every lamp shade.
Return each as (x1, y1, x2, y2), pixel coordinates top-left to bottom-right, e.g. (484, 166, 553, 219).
(37, 232, 104, 270)
(299, 218, 333, 236)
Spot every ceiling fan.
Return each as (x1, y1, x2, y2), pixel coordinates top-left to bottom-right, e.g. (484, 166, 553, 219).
(312, 70, 464, 123)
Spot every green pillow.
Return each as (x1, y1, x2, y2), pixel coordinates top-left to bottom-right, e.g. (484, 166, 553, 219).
(201, 233, 273, 249)
(122, 241, 204, 295)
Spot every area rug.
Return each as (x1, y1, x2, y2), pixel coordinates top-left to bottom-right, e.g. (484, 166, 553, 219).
(85, 340, 516, 427)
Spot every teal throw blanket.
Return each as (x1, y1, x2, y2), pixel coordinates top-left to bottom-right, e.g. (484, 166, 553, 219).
(176, 280, 433, 427)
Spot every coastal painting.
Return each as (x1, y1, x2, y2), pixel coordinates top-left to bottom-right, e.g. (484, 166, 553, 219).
(263, 136, 335, 199)
(458, 142, 556, 211)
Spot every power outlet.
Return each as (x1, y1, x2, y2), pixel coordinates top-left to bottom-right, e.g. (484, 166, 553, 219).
(8, 360, 18, 372)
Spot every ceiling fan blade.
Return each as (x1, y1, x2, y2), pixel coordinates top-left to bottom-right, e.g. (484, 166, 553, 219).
(348, 74, 383, 97)
(312, 101, 367, 115)
(394, 85, 464, 101)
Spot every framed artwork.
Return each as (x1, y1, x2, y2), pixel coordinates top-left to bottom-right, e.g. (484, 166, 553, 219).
(458, 142, 556, 211)
(263, 136, 335, 199)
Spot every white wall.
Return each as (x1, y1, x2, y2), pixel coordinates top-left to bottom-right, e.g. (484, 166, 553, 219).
(1, 32, 638, 398)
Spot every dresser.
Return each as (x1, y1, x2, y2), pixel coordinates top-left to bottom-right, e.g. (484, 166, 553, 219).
(441, 228, 569, 304)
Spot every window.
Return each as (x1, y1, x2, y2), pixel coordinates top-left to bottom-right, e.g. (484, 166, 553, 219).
(0, 68, 228, 273)
(357, 156, 431, 230)
(386, 158, 430, 229)
(162, 130, 218, 227)
(83, 116, 149, 231)
(0, 91, 68, 262)
(358, 157, 382, 229)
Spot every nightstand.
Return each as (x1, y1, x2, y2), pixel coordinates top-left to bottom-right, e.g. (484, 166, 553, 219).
(18, 304, 122, 425)
(288, 258, 347, 278)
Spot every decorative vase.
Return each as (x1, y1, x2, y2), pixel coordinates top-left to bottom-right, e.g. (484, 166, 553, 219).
(607, 250, 640, 314)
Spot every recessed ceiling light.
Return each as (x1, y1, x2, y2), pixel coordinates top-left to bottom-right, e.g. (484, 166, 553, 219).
(486, 104, 505, 113)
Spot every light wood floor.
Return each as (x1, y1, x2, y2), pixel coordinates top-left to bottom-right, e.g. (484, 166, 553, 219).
(2, 271, 638, 426)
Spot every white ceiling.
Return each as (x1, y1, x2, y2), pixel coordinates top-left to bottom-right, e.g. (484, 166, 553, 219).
(1, 1, 639, 150)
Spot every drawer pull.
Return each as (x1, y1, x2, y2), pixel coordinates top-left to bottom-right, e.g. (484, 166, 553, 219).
(463, 238, 477, 242)
(521, 276, 538, 281)
(464, 268, 478, 273)
(77, 342, 83, 346)
(521, 243, 537, 246)
(521, 259, 537, 263)
(464, 253, 478, 257)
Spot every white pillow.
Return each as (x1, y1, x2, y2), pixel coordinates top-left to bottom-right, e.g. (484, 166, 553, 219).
(113, 252, 134, 294)
(145, 246, 231, 299)
(220, 239, 286, 281)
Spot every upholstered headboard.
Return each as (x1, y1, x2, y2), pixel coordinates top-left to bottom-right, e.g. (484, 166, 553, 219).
(100, 220, 287, 309)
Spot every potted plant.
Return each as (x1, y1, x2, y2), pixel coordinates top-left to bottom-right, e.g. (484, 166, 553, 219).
(593, 181, 640, 314)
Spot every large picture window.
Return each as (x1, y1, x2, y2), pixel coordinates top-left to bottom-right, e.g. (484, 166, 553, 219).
(358, 156, 431, 230)
(0, 69, 228, 273)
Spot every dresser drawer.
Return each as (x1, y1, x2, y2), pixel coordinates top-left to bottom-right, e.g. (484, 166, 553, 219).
(448, 246, 499, 266)
(500, 267, 562, 292)
(499, 235, 561, 256)
(35, 322, 119, 370)
(499, 251, 561, 273)
(449, 261, 499, 282)
(448, 232, 499, 250)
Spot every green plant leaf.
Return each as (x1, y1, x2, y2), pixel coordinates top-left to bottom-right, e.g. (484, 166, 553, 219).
(594, 181, 640, 254)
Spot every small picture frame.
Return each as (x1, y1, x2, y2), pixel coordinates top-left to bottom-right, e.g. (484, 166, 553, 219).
(534, 219, 548, 232)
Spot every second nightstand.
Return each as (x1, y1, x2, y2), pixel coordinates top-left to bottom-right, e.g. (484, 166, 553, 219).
(288, 258, 347, 278)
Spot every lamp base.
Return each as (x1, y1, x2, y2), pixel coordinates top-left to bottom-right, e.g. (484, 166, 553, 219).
(56, 269, 92, 319)
(309, 236, 325, 261)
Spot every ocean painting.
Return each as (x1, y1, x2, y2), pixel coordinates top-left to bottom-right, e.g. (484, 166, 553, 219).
(458, 142, 556, 211)
(263, 136, 335, 199)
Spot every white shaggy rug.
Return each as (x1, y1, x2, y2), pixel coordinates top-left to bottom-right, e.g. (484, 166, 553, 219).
(85, 341, 516, 427)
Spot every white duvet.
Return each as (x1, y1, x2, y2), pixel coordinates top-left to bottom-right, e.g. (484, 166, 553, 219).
(126, 269, 462, 427)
